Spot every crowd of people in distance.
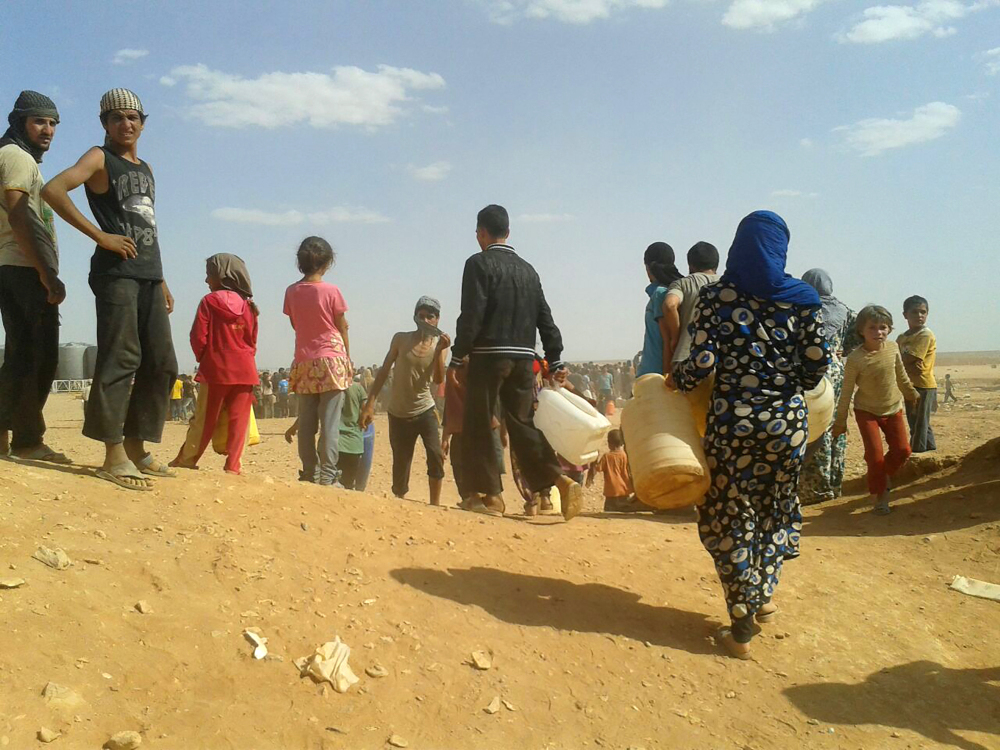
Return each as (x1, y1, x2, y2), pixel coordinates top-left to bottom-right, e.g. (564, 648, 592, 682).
(0, 87, 942, 661)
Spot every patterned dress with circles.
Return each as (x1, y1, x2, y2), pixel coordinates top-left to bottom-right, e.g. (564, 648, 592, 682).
(673, 282, 830, 621)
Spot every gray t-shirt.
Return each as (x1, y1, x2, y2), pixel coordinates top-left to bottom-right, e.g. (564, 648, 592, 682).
(667, 272, 720, 362)
(388, 332, 439, 419)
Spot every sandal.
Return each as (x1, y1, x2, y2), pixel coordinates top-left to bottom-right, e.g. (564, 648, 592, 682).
(95, 461, 154, 492)
(11, 444, 72, 465)
(137, 453, 177, 478)
(556, 476, 584, 521)
(756, 603, 779, 623)
(472, 495, 505, 517)
(716, 628, 752, 660)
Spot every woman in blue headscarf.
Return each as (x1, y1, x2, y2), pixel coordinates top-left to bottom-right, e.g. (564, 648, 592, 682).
(673, 211, 831, 659)
(799, 269, 856, 505)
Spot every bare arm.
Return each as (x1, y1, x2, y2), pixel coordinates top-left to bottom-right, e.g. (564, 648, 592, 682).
(662, 294, 682, 376)
(335, 313, 350, 361)
(360, 335, 400, 426)
(5, 190, 64, 304)
(432, 333, 451, 385)
(41, 147, 137, 259)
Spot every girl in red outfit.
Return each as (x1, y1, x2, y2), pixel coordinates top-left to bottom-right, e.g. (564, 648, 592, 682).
(171, 254, 258, 474)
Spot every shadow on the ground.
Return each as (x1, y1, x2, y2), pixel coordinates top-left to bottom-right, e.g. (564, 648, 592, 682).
(390, 566, 718, 655)
(802, 478, 1000, 538)
(785, 661, 1000, 750)
(0, 455, 95, 479)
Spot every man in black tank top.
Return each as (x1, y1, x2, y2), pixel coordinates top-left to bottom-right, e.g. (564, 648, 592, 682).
(43, 89, 178, 491)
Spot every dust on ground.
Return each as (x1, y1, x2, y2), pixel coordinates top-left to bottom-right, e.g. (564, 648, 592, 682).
(1, 362, 998, 749)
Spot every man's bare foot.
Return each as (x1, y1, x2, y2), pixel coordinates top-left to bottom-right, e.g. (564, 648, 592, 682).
(96, 460, 153, 491)
(123, 438, 176, 477)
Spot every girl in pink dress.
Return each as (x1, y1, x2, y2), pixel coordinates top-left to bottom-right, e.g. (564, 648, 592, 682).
(283, 236, 352, 486)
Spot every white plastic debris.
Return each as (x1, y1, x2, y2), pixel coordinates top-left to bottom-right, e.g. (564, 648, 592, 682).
(243, 629, 268, 660)
(294, 636, 359, 693)
(950, 575, 1000, 602)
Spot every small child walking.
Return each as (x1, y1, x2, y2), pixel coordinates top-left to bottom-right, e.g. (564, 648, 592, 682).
(833, 305, 918, 515)
(284, 236, 352, 486)
(587, 429, 635, 512)
(897, 295, 937, 452)
(171, 253, 259, 474)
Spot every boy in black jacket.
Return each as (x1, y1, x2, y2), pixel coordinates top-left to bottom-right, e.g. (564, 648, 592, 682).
(450, 204, 583, 520)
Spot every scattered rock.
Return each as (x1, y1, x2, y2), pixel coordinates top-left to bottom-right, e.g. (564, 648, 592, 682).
(325, 726, 349, 734)
(502, 699, 517, 712)
(891, 731, 902, 738)
(32, 546, 71, 570)
(135, 600, 152, 615)
(83, 558, 103, 566)
(37, 727, 60, 743)
(104, 731, 142, 750)
(0, 577, 26, 589)
(365, 664, 389, 678)
(470, 650, 492, 670)
(484, 695, 501, 714)
(725, 691, 737, 699)
(388, 734, 408, 748)
(300, 523, 309, 531)
(41, 682, 86, 712)
(243, 629, 268, 659)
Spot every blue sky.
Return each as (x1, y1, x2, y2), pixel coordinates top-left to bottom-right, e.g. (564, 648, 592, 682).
(4, 0, 998, 368)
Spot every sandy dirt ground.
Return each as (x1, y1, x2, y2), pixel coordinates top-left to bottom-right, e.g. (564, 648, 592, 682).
(1, 363, 998, 750)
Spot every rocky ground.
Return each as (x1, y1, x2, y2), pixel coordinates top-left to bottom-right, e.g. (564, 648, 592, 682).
(1, 362, 998, 750)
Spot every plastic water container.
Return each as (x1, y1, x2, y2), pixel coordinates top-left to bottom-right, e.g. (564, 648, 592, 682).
(534, 387, 612, 466)
(621, 374, 711, 510)
(685, 373, 834, 444)
(805, 377, 834, 443)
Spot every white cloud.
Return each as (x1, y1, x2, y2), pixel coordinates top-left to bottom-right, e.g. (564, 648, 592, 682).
(834, 101, 960, 156)
(518, 213, 576, 222)
(160, 76, 177, 87)
(983, 47, 1000, 75)
(408, 161, 452, 181)
(212, 206, 391, 226)
(839, 0, 996, 44)
(164, 63, 445, 129)
(722, 0, 823, 30)
(113, 48, 149, 65)
(487, 0, 668, 24)
(771, 189, 819, 197)
(799, 137, 814, 147)
(421, 104, 450, 114)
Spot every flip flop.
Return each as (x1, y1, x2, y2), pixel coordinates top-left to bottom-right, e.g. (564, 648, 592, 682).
(716, 628, 752, 660)
(756, 603, 779, 623)
(137, 453, 177, 478)
(95, 461, 154, 492)
(12, 445, 72, 464)
(557, 476, 584, 521)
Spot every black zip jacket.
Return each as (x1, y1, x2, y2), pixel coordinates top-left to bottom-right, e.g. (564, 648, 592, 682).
(450, 244, 564, 369)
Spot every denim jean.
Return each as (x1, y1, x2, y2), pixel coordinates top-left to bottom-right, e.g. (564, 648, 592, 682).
(297, 390, 345, 484)
(0, 267, 59, 450)
(83, 276, 178, 444)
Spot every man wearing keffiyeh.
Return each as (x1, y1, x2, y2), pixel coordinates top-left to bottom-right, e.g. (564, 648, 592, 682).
(0, 90, 69, 463)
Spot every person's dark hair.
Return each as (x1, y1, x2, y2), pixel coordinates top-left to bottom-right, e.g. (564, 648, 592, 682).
(297, 236, 335, 276)
(643, 242, 682, 286)
(477, 204, 509, 239)
(903, 295, 929, 313)
(855, 304, 893, 335)
(99, 110, 147, 126)
(608, 429, 624, 450)
(687, 241, 719, 272)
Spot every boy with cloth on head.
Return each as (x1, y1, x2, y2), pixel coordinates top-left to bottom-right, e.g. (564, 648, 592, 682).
(360, 296, 451, 505)
(663, 241, 719, 372)
(0, 90, 68, 462)
(44, 88, 178, 490)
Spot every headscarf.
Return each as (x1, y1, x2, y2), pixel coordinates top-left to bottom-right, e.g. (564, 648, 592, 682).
(802, 268, 849, 338)
(100, 88, 145, 119)
(643, 242, 683, 287)
(207, 254, 256, 311)
(413, 296, 443, 337)
(721, 211, 820, 306)
(1, 90, 59, 164)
